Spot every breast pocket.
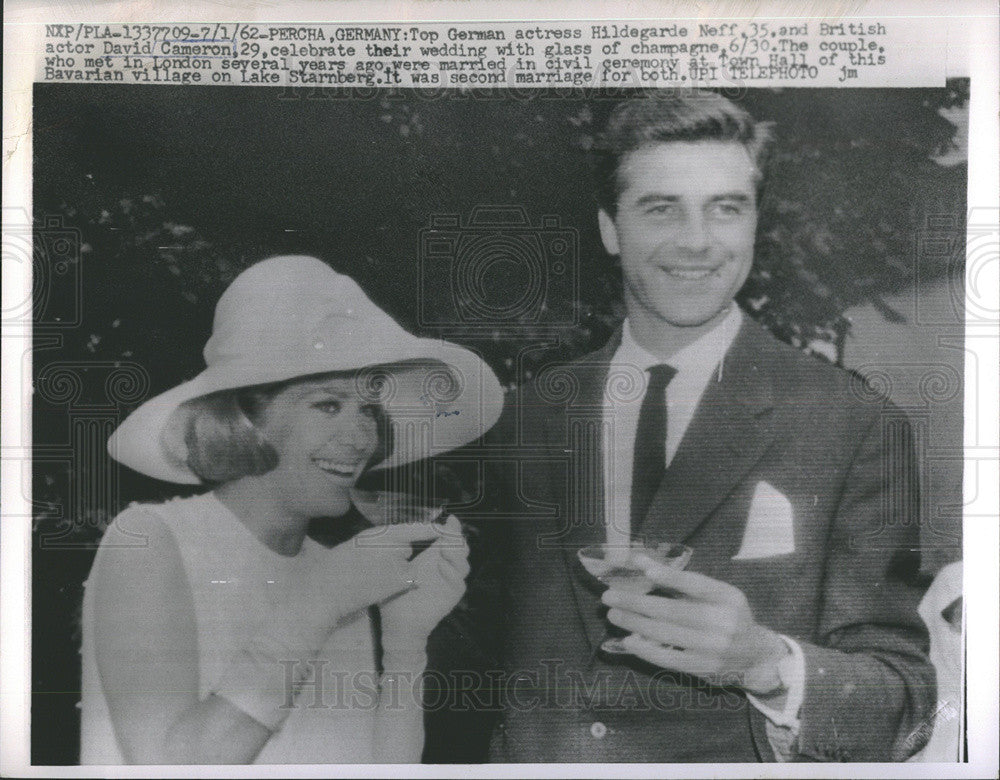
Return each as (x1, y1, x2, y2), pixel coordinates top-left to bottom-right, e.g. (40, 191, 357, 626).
(731, 481, 796, 560)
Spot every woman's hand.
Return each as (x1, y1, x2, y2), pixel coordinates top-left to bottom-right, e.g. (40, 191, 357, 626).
(372, 517, 468, 764)
(280, 522, 443, 654)
(378, 515, 470, 657)
(322, 522, 446, 614)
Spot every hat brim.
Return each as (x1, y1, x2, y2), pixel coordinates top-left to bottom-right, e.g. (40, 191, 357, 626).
(108, 337, 503, 484)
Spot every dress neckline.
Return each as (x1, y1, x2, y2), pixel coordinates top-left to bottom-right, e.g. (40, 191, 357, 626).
(200, 491, 321, 562)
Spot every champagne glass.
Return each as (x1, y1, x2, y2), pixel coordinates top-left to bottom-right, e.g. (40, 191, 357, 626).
(350, 488, 451, 559)
(351, 488, 447, 525)
(577, 541, 693, 655)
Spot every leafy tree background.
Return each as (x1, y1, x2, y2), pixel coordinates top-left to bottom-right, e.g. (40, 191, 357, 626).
(31, 83, 967, 763)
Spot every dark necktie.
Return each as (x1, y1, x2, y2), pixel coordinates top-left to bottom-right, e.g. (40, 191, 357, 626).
(631, 364, 676, 537)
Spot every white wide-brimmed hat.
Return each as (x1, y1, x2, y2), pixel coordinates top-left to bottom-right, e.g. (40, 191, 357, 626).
(108, 255, 504, 484)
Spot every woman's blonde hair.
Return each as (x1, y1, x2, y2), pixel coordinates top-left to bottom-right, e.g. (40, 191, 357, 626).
(178, 373, 392, 484)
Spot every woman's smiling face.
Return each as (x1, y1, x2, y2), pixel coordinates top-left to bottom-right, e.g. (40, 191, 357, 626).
(252, 374, 382, 520)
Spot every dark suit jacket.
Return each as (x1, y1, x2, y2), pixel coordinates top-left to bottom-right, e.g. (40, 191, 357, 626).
(428, 315, 934, 763)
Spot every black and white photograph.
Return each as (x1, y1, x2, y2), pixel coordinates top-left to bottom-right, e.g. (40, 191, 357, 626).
(3, 3, 998, 777)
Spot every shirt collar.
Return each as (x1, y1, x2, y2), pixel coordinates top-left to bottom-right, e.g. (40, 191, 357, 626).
(615, 305, 744, 374)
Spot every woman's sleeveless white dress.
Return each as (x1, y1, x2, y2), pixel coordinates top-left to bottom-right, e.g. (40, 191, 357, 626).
(80, 493, 379, 764)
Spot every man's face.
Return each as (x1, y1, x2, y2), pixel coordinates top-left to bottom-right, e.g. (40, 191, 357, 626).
(599, 140, 759, 331)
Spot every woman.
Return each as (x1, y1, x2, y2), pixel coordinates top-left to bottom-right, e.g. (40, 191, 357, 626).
(80, 255, 504, 764)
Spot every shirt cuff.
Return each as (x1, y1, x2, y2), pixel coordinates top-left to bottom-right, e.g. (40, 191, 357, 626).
(745, 634, 805, 732)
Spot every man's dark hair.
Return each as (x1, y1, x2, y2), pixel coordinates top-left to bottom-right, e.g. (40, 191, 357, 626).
(592, 92, 775, 216)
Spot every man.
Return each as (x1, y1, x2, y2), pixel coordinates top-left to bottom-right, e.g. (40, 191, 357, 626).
(466, 93, 934, 763)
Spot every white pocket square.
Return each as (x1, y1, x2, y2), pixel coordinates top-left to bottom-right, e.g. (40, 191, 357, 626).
(733, 481, 796, 560)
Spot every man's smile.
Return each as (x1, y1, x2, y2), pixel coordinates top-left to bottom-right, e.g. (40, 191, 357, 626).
(658, 263, 726, 282)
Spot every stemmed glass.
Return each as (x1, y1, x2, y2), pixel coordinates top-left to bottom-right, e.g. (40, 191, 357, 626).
(577, 541, 693, 655)
(351, 488, 447, 526)
(350, 487, 452, 560)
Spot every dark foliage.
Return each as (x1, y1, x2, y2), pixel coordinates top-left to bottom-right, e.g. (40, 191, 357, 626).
(30, 83, 967, 763)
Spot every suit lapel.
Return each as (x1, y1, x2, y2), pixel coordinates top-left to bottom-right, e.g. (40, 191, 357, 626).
(538, 334, 621, 653)
(540, 320, 780, 651)
(535, 332, 621, 550)
(639, 319, 777, 545)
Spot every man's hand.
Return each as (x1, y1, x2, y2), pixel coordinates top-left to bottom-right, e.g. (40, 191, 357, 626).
(601, 556, 789, 694)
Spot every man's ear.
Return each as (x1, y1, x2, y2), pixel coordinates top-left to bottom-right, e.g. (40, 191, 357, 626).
(597, 208, 620, 256)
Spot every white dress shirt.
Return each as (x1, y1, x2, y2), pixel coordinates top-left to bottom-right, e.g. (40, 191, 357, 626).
(601, 305, 805, 751)
(602, 305, 744, 543)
